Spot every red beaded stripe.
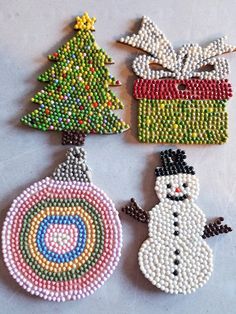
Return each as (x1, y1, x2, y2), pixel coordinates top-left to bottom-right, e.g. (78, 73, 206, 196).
(133, 79, 233, 100)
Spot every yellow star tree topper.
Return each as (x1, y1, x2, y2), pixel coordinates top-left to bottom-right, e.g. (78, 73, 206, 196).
(74, 12, 96, 31)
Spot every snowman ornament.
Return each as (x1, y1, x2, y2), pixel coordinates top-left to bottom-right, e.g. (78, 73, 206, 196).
(122, 149, 232, 294)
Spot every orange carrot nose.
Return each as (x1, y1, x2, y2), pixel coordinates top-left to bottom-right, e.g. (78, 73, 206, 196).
(175, 187, 181, 193)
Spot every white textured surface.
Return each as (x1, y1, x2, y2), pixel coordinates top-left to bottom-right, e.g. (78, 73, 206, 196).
(0, 0, 235, 313)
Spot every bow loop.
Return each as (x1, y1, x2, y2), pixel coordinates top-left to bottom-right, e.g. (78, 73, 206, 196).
(120, 17, 236, 80)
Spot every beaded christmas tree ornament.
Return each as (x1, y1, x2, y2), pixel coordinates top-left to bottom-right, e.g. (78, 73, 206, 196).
(120, 16, 236, 144)
(122, 149, 232, 294)
(2, 147, 122, 301)
(21, 13, 129, 145)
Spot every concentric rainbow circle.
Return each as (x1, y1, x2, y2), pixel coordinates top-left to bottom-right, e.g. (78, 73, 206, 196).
(2, 178, 122, 301)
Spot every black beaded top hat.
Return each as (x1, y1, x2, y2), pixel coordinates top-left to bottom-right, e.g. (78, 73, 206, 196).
(155, 149, 195, 177)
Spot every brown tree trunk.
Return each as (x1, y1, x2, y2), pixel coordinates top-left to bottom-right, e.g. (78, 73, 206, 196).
(62, 131, 86, 146)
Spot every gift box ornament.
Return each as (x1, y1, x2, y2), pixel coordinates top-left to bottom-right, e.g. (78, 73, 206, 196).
(120, 16, 235, 144)
(122, 149, 232, 294)
(21, 13, 129, 146)
(1, 147, 122, 301)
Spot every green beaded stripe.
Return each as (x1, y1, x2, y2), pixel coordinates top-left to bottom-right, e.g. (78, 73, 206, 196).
(138, 99, 228, 144)
(19, 198, 104, 281)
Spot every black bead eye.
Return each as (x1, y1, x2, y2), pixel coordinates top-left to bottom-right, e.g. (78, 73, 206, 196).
(183, 183, 188, 188)
(167, 183, 172, 188)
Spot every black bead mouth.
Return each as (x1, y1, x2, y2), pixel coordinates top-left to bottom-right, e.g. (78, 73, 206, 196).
(166, 193, 188, 201)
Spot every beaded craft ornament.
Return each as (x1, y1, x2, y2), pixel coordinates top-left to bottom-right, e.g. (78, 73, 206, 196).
(122, 149, 232, 294)
(2, 147, 122, 301)
(21, 13, 129, 145)
(120, 16, 236, 144)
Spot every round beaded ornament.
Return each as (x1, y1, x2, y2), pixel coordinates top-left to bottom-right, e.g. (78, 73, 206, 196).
(2, 147, 122, 301)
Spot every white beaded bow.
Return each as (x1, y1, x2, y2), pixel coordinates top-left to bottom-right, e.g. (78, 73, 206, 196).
(120, 16, 236, 79)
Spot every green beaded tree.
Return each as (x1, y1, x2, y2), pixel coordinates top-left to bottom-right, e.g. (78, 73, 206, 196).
(21, 13, 129, 145)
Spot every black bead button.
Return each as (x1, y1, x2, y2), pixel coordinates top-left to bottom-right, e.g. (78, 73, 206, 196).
(174, 259, 180, 265)
(173, 270, 178, 276)
(174, 221, 179, 227)
(174, 231, 179, 236)
(173, 212, 179, 217)
(174, 249, 180, 255)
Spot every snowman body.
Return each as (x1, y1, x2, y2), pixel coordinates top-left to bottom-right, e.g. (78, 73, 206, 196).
(138, 172, 213, 294)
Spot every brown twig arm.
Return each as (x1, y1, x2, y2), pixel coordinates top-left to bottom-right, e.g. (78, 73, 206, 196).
(202, 217, 233, 239)
(121, 198, 149, 223)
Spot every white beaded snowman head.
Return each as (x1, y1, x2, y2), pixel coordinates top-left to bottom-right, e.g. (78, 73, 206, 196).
(155, 149, 199, 202)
